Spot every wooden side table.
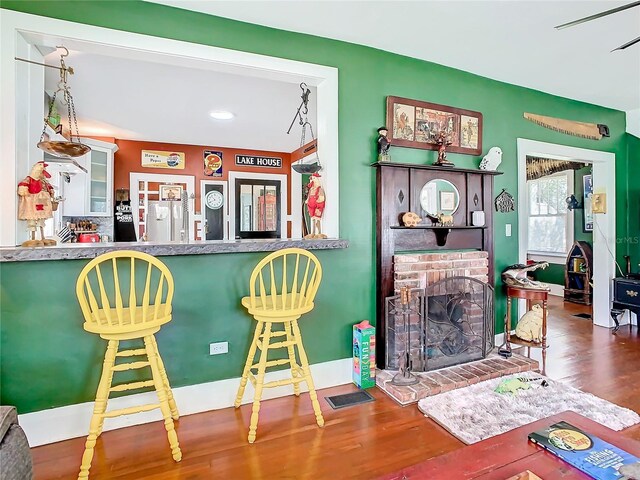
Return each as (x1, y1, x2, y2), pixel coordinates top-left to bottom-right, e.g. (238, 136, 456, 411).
(505, 286, 549, 373)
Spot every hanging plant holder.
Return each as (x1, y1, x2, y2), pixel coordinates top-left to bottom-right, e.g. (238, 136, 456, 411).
(288, 83, 322, 174)
(37, 47, 91, 159)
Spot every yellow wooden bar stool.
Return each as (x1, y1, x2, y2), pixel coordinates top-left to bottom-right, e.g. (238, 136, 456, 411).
(235, 247, 325, 443)
(75, 250, 181, 479)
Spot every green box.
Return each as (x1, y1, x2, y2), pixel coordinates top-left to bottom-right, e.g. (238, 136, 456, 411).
(353, 320, 376, 389)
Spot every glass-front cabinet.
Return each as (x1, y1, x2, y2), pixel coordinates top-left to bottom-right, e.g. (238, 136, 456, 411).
(63, 138, 118, 217)
(89, 149, 109, 214)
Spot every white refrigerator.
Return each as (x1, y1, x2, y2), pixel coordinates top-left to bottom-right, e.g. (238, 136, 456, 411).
(146, 200, 184, 242)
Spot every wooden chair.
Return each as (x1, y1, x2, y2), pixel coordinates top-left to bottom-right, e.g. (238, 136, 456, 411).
(75, 250, 181, 479)
(235, 248, 324, 443)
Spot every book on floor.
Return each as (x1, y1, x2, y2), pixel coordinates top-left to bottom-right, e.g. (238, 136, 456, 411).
(528, 421, 639, 480)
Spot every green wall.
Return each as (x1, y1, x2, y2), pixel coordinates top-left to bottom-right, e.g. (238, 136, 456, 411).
(626, 133, 640, 271)
(0, 1, 632, 413)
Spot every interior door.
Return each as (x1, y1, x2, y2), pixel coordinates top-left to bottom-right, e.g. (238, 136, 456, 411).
(202, 181, 226, 240)
(235, 179, 281, 239)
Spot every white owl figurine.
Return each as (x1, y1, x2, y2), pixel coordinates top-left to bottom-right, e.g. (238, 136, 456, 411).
(479, 146, 503, 171)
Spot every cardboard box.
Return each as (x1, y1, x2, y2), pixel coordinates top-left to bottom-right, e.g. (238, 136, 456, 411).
(353, 320, 376, 389)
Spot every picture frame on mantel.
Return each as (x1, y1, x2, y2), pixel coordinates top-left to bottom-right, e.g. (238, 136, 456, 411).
(386, 96, 483, 156)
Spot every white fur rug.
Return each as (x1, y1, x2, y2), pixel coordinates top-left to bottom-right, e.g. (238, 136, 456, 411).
(418, 372, 640, 444)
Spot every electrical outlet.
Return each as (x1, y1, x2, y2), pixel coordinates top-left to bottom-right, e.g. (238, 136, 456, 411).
(505, 224, 512, 237)
(209, 342, 228, 355)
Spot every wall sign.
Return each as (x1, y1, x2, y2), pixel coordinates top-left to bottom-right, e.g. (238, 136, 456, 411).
(235, 155, 282, 168)
(141, 150, 185, 169)
(204, 150, 223, 177)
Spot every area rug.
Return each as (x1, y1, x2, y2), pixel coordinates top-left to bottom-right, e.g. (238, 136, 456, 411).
(418, 371, 640, 444)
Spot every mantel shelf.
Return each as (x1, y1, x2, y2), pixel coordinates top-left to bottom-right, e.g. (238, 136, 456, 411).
(390, 225, 487, 230)
(371, 161, 503, 176)
(391, 224, 486, 246)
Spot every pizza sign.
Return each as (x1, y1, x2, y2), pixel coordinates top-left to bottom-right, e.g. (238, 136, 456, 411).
(204, 150, 223, 177)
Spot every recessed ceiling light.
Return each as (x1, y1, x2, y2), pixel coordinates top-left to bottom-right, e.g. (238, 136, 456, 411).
(209, 110, 234, 120)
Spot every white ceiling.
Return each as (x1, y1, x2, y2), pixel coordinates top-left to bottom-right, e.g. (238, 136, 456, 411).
(44, 49, 317, 152)
(150, 0, 640, 112)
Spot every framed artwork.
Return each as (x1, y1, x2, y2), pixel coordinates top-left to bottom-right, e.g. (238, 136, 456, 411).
(583, 174, 593, 232)
(440, 191, 456, 211)
(386, 96, 483, 155)
(159, 184, 183, 201)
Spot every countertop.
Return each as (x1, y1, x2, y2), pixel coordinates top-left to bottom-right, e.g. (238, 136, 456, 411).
(0, 238, 349, 262)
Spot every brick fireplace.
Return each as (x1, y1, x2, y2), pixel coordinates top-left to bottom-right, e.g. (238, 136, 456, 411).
(394, 251, 489, 291)
(386, 251, 494, 372)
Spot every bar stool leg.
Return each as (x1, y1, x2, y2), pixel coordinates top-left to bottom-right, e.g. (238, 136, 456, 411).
(78, 340, 118, 480)
(248, 322, 272, 443)
(150, 335, 179, 420)
(144, 335, 182, 462)
(291, 320, 324, 428)
(235, 321, 264, 408)
(96, 340, 118, 437)
(285, 322, 301, 397)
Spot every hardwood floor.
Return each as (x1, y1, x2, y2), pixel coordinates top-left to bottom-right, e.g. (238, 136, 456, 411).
(31, 297, 639, 479)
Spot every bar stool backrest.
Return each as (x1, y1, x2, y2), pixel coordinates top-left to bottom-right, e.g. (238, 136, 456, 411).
(248, 248, 322, 313)
(76, 250, 174, 332)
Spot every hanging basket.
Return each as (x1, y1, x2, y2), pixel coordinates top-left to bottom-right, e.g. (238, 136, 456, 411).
(292, 162, 322, 174)
(37, 140, 91, 159)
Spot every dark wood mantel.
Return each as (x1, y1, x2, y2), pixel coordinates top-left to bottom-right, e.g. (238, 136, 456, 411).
(374, 161, 502, 368)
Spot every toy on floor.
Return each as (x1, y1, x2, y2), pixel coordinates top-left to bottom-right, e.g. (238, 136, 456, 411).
(495, 376, 548, 395)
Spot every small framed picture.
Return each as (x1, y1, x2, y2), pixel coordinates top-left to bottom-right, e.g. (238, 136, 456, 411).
(583, 174, 593, 232)
(440, 191, 456, 211)
(159, 184, 183, 201)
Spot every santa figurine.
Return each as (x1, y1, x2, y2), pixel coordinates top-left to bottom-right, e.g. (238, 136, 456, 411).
(304, 172, 327, 239)
(17, 161, 57, 247)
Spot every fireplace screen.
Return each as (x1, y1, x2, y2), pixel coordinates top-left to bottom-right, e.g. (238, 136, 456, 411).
(386, 276, 494, 372)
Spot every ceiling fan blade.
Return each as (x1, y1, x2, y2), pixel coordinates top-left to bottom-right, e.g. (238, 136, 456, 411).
(612, 35, 640, 51)
(555, 0, 640, 29)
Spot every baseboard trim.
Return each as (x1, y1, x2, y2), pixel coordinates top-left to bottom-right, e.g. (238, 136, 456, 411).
(547, 283, 564, 297)
(19, 357, 352, 447)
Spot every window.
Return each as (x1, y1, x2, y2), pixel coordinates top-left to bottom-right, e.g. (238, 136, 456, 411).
(527, 171, 573, 257)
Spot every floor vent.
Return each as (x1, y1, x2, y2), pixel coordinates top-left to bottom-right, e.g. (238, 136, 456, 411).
(325, 390, 375, 409)
(574, 313, 592, 319)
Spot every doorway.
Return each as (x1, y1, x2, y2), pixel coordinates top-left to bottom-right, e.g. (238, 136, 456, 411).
(130, 172, 195, 241)
(228, 172, 287, 240)
(517, 139, 617, 329)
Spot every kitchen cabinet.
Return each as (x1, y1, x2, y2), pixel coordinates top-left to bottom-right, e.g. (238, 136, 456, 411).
(62, 138, 118, 217)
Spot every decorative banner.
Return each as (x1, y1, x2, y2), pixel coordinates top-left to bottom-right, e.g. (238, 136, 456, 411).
(141, 150, 185, 169)
(204, 150, 223, 177)
(235, 154, 282, 168)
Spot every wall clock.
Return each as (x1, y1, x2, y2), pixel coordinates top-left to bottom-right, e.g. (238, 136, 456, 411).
(205, 190, 224, 210)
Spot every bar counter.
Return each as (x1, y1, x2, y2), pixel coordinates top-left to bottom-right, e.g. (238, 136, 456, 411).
(0, 238, 349, 262)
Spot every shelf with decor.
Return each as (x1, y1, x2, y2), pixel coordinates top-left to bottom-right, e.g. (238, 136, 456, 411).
(374, 161, 502, 367)
(564, 240, 593, 305)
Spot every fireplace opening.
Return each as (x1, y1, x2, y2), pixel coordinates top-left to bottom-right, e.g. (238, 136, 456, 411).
(386, 276, 494, 372)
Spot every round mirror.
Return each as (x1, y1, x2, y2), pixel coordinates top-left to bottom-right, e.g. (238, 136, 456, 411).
(419, 179, 460, 216)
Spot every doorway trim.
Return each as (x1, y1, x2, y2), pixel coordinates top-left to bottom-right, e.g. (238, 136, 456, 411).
(130, 172, 196, 241)
(0, 9, 339, 246)
(517, 138, 616, 328)
(228, 171, 288, 240)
